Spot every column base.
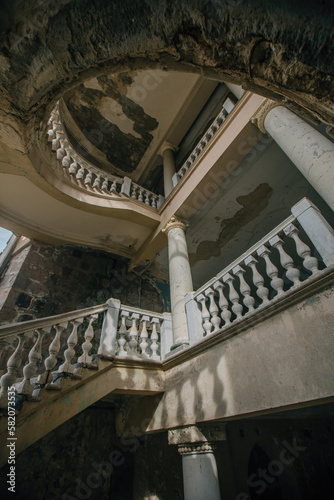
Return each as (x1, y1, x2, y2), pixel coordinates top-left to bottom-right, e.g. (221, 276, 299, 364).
(165, 342, 189, 358)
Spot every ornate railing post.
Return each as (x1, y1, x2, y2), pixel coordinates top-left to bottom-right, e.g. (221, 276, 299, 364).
(98, 298, 121, 358)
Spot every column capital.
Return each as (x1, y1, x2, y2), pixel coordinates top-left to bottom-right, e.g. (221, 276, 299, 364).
(162, 215, 189, 234)
(168, 424, 226, 445)
(250, 98, 280, 134)
(158, 140, 178, 157)
(178, 443, 217, 456)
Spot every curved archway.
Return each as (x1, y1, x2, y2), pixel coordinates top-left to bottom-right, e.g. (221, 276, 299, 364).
(0, 0, 333, 131)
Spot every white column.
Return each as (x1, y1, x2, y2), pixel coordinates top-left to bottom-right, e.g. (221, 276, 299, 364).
(160, 142, 178, 197)
(179, 443, 222, 500)
(258, 103, 334, 210)
(162, 216, 193, 348)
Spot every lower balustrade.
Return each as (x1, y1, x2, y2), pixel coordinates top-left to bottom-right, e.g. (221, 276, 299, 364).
(0, 302, 170, 412)
(186, 198, 334, 341)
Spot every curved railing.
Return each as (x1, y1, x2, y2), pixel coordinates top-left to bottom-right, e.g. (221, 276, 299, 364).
(46, 102, 164, 209)
(173, 97, 235, 185)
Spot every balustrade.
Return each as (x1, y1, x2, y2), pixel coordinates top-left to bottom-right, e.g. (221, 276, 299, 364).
(173, 97, 235, 184)
(46, 102, 163, 209)
(0, 301, 168, 411)
(191, 198, 334, 339)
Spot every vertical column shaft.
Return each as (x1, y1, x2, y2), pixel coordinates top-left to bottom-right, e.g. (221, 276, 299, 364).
(262, 105, 334, 210)
(160, 142, 178, 197)
(163, 216, 193, 347)
(179, 443, 222, 500)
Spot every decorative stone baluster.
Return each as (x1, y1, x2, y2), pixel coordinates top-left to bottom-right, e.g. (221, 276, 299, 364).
(128, 313, 140, 357)
(15, 328, 49, 396)
(76, 166, 85, 181)
(117, 310, 129, 357)
(131, 184, 138, 199)
(38, 322, 67, 389)
(139, 315, 149, 358)
(269, 235, 301, 286)
(284, 223, 319, 275)
(205, 288, 220, 332)
(196, 294, 212, 335)
(77, 314, 98, 365)
(68, 162, 78, 175)
(144, 191, 151, 205)
(0, 335, 26, 408)
(84, 171, 93, 186)
(223, 273, 243, 319)
(62, 153, 71, 168)
(213, 281, 231, 326)
(257, 245, 284, 296)
(109, 180, 117, 193)
(137, 188, 144, 202)
(150, 318, 160, 359)
(244, 255, 270, 304)
(101, 178, 109, 191)
(52, 137, 60, 151)
(233, 265, 255, 312)
(58, 318, 84, 375)
(56, 145, 66, 160)
(151, 196, 157, 209)
(93, 175, 101, 189)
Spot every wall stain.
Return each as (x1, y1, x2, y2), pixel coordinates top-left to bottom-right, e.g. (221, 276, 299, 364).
(189, 183, 273, 267)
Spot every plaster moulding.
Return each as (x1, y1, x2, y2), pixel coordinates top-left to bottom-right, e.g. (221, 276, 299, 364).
(250, 98, 281, 135)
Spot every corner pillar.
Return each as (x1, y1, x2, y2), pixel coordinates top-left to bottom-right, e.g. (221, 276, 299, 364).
(169, 425, 225, 500)
(162, 216, 193, 349)
(159, 141, 178, 197)
(251, 100, 334, 210)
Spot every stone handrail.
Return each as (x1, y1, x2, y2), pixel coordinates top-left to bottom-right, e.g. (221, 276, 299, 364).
(173, 97, 235, 185)
(186, 198, 334, 340)
(47, 102, 164, 209)
(0, 300, 170, 410)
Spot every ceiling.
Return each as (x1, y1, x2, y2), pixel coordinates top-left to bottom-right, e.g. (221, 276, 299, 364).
(62, 69, 218, 185)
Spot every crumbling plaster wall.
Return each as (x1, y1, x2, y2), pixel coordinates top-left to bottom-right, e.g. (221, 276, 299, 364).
(0, 241, 165, 326)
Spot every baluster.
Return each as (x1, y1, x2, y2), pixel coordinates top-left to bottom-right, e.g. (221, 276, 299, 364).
(151, 196, 157, 209)
(47, 128, 56, 141)
(144, 191, 151, 205)
(0, 335, 26, 408)
(93, 175, 101, 189)
(15, 327, 50, 396)
(244, 255, 270, 304)
(77, 314, 98, 365)
(109, 180, 116, 193)
(150, 318, 160, 360)
(101, 178, 109, 191)
(84, 171, 93, 186)
(56, 145, 66, 160)
(128, 313, 140, 356)
(213, 280, 232, 326)
(37, 322, 67, 389)
(58, 318, 84, 375)
(68, 162, 78, 175)
(196, 293, 212, 335)
(62, 153, 71, 168)
(139, 315, 149, 358)
(233, 265, 255, 313)
(205, 288, 221, 332)
(257, 245, 284, 296)
(284, 223, 319, 275)
(76, 167, 85, 181)
(52, 137, 60, 151)
(131, 185, 138, 199)
(223, 273, 243, 319)
(269, 235, 301, 286)
(137, 188, 144, 202)
(117, 310, 129, 357)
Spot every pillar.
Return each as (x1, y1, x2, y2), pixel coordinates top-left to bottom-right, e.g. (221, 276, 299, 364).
(162, 216, 193, 348)
(252, 100, 334, 210)
(179, 443, 222, 500)
(160, 142, 178, 197)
